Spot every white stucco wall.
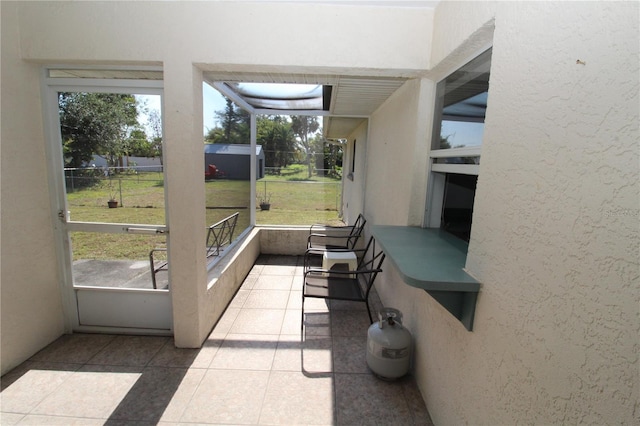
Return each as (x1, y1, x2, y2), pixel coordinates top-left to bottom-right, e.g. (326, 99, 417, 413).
(1, 3, 66, 374)
(342, 121, 368, 224)
(366, 1, 639, 424)
(0, 0, 434, 369)
(365, 78, 432, 226)
(16, 1, 433, 75)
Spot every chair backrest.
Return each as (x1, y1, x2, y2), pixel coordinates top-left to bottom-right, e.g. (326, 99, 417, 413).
(346, 214, 367, 249)
(356, 236, 385, 294)
(206, 212, 239, 257)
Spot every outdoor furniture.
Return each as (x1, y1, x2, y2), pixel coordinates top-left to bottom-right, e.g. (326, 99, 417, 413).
(322, 250, 358, 277)
(307, 213, 366, 251)
(149, 211, 239, 289)
(302, 236, 385, 328)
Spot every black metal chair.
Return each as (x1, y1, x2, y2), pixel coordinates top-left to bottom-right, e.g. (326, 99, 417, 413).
(301, 236, 385, 329)
(307, 213, 366, 251)
(149, 212, 239, 289)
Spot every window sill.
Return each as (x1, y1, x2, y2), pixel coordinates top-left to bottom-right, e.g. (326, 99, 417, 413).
(371, 225, 480, 331)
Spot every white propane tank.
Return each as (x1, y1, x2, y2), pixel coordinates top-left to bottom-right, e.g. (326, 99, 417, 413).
(366, 308, 412, 380)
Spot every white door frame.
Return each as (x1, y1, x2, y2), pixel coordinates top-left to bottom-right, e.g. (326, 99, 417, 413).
(41, 68, 173, 334)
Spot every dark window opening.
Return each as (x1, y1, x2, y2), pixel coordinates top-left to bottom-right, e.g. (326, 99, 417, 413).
(441, 173, 477, 242)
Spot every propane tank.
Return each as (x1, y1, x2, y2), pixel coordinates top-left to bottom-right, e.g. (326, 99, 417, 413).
(366, 308, 412, 380)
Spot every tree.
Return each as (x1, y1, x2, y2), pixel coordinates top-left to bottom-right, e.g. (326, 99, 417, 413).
(59, 92, 138, 168)
(291, 115, 320, 178)
(321, 138, 343, 178)
(147, 109, 163, 163)
(257, 116, 295, 169)
(126, 128, 155, 158)
(206, 97, 250, 144)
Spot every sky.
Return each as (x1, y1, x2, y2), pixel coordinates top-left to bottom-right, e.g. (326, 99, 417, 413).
(440, 120, 484, 148)
(203, 83, 227, 132)
(138, 91, 483, 146)
(136, 87, 226, 136)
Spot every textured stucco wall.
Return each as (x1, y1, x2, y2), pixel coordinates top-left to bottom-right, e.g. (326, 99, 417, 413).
(367, 1, 639, 424)
(15, 1, 433, 75)
(465, 2, 638, 423)
(0, 3, 65, 375)
(342, 121, 368, 224)
(365, 78, 432, 226)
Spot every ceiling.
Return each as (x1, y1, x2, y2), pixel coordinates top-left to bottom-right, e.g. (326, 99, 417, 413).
(48, 66, 411, 138)
(203, 71, 408, 139)
(48, 2, 444, 140)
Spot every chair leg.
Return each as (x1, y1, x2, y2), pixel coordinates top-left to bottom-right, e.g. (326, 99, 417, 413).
(301, 295, 305, 331)
(149, 252, 157, 289)
(365, 299, 373, 324)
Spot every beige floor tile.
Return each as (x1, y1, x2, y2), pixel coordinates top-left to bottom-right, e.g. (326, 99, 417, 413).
(0, 412, 24, 425)
(330, 309, 371, 337)
(0, 362, 78, 413)
(189, 336, 224, 369)
(31, 365, 142, 419)
(180, 369, 269, 424)
(149, 340, 202, 368)
(243, 289, 290, 309)
(210, 333, 278, 370)
(87, 335, 169, 367)
(287, 290, 303, 310)
(241, 273, 260, 289)
(334, 373, 413, 425)
(229, 308, 285, 335)
(158, 368, 207, 423)
(302, 311, 332, 336)
(248, 264, 264, 275)
(280, 309, 304, 335)
(291, 274, 304, 291)
(253, 274, 294, 290)
(402, 376, 435, 425)
(211, 307, 241, 335)
(14, 414, 104, 424)
(261, 264, 297, 276)
(272, 335, 333, 373)
(330, 299, 368, 311)
(106, 366, 201, 423)
(302, 297, 331, 312)
(29, 334, 116, 364)
(228, 289, 250, 308)
(332, 335, 369, 374)
(259, 371, 335, 425)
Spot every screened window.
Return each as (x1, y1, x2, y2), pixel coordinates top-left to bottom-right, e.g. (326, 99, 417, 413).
(426, 48, 492, 241)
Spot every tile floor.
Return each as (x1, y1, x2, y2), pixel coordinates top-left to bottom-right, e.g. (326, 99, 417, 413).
(1, 255, 433, 425)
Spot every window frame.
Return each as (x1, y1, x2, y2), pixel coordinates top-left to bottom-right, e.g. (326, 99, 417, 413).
(424, 48, 492, 231)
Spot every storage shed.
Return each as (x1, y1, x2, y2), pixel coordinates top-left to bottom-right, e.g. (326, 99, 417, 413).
(204, 144, 264, 180)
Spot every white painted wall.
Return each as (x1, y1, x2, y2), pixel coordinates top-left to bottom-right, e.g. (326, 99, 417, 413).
(16, 1, 432, 74)
(341, 121, 368, 225)
(0, 0, 434, 370)
(366, 1, 639, 424)
(1, 3, 65, 374)
(364, 78, 432, 226)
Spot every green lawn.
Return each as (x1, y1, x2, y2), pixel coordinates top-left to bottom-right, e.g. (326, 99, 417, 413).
(66, 165, 343, 260)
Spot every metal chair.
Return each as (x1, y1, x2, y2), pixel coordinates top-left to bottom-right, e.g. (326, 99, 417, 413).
(149, 212, 239, 289)
(307, 213, 366, 251)
(301, 236, 385, 329)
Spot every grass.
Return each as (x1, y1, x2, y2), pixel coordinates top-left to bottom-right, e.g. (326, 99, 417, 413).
(66, 165, 344, 260)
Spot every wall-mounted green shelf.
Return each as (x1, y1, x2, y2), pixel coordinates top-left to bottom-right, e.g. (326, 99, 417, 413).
(371, 225, 480, 331)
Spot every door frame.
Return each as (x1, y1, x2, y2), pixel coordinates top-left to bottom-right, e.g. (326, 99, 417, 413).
(41, 67, 173, 334)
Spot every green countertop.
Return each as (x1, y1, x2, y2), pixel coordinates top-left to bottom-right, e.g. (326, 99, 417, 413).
(371, 225, 480, 292)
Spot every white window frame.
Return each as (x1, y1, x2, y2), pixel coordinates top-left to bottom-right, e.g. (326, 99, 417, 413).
(424, 47, 491, 229)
